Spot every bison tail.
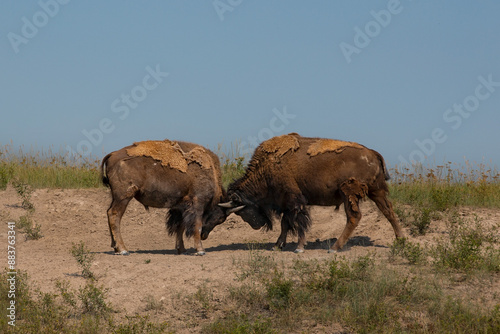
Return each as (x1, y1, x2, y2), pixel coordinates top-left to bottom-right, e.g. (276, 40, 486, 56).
(374, 150, 391, 181)
(101, 153, 112, 187)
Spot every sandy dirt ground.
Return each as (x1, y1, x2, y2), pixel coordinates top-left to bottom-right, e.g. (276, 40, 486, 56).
(1, 186, 499, 332)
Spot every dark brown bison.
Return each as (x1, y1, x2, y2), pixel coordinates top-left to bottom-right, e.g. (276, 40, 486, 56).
(202, 133, 404, 253)
(101, 140, 230, 256)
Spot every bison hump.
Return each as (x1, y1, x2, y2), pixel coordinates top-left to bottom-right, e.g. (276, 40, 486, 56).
(126, 140, 189, 172)
(260, 133, 300, 158)
(307, 139, 364, 157)
(184, 146, 212, 170)
(126, 140, 214, 173)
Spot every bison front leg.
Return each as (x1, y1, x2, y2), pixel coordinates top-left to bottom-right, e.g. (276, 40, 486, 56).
(273, 216, 290, 251)
(107, 198, 132, 255)
(182, 200, 206, 256)
(192, 215, 206, 256)
(274, 205, 311, 253)
(175, 226, 187, 255)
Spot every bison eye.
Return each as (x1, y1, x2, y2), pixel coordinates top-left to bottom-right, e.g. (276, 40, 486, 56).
(229, 193, 243, 204)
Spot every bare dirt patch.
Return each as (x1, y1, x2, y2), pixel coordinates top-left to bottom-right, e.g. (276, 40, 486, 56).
(1, 186, 499, 332)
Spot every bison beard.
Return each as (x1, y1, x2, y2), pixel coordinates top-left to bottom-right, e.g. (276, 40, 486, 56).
(166, 205, 198, 239)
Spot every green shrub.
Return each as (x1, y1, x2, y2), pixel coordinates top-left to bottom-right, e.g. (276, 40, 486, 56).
(390, 238, 426, 265)
(12, 179, 35, 211)
(23, 223, 43, 240)
(78, 282, 112, 315)
(265, 271, 293, 310)
(70, 241, 96, 279)
(410, 208, 432, 236)
(432, 215, 500, 272)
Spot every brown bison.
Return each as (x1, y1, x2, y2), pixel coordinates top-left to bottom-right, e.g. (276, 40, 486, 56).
(202, 133, 404, 253)
(101, 140, 230, 256)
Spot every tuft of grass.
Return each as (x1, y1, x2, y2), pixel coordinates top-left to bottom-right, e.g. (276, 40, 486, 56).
(265, 271, 293, 311)
(431, 215, 500, 273)
(70, 241, 96, 279)
(144, 294, 164, 313)
(78, 281, 112, 315)
(236, 245, 278, 281)
(216, 142, 247, 188)
(12, 178, 35, 211)
(390, 238, 427, 265)
(410, 207, 433, 236)
(12, 179, 44, 241)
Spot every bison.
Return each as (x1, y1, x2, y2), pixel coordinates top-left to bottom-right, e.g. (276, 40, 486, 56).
(101, 140, 231, 256)
(202, 133, 404, 253)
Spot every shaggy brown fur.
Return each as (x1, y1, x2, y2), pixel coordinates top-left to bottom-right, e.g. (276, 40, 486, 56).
(126, 140, 188, 172)
(340, 178, 368, 213)
(307, 138, 364, 157)
(260, 133, 300, 159)
(184, 146, 213, 170)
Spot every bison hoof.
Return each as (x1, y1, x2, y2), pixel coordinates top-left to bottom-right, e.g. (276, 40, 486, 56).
(115, 250, 130, 255)
(294, 248, 304, 254)
(327, 249, 339, 254)
(271, 245, 284, 251)
(195, 251, 206, 256)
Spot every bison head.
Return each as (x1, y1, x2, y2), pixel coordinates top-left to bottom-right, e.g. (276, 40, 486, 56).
(216, 191, 273, 231)
(200, 205, 230, 240)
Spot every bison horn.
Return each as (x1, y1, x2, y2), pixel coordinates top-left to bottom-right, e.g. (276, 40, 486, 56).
(226, 205, 245, 214)
(218, 201, 236, 208)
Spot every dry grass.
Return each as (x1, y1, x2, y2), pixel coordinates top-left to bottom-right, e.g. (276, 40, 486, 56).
(0, 143, 101, 189)
(389, 162, 500, 209)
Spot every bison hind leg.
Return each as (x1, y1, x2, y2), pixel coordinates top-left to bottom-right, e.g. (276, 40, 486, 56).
(368, 189, 404, 239)
(330, 178, 367, 252)
(166, 209, 187, 254)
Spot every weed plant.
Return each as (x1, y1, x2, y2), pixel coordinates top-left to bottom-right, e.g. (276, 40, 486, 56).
(431, 214, 500, 272)
(12, 179, 43, 240)
(70, 241, 96, 280)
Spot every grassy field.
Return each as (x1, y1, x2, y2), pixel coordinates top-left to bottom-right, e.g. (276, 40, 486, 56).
(2, 144, 499, 209)
(1, 144, 499, 333)
(0, 144, 101, 189)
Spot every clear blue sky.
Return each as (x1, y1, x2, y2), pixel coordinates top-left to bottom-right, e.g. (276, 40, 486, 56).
(1, 1, 499, 168)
